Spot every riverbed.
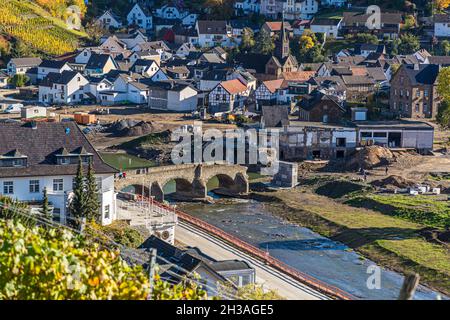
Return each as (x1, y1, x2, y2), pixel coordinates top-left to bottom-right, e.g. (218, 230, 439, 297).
(180, 200, 444, 300)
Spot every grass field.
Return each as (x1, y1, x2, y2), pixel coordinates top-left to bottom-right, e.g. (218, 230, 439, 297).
(346, 194, 450, 229)
(100, 153, 156, 171)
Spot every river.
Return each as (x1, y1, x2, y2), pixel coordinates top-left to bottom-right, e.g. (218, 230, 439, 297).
(179, 199, 445, 300)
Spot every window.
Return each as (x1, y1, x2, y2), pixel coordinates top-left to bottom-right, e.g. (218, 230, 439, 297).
(104, 205, 110, 219)
(3, 181, 13, 194)
(373, 132, 387, 138)
(29, 180, 40, 193)
(336, 138, 346, 147)
(424, 90, 429, 97)
(416, 90, 421, 97)
(53, 179, 64, 192)
(361, 132, 372, 138)
(415, 104, 420, 112)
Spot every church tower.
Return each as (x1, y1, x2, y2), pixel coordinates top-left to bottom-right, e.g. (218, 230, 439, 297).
(275, 16, 290, 60)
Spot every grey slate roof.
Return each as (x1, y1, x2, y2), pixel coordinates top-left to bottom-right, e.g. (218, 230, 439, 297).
(39, 60, 68, 69)
(261, 105, 290, 128)
(401, 64, 441, 86)
(0, 122, 117, 178)
(9, 57, 42, 68)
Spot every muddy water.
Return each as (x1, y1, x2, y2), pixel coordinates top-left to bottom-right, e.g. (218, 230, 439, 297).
(180, 200, 445, 300)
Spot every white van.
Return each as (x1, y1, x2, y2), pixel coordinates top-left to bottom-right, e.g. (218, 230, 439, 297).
(4, 103, 24, 114)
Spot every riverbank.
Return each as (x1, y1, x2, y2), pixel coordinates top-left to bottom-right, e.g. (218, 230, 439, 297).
(251, 187, 450, 296)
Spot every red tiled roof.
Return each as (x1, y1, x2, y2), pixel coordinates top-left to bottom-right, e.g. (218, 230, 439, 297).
(220, 79, 247, 94)
(265, 21, 292, 32)
(281, 71, 315, 82)
(263, 79, 286, 93)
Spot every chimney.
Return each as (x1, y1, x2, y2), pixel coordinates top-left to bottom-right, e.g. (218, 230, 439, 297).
(414, 63, 419, 71)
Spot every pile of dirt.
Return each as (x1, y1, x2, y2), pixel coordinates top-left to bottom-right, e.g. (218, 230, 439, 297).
(315, 180, 367, 199)
(419, 227, 450, 247)
(107, 120, 155, 137)
(122, 121, 155, 137)
(371, 175, 417, 189)
(347, 146, 394, 170)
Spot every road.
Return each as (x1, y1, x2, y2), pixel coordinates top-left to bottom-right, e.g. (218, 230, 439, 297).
(176, 221, 329, 300)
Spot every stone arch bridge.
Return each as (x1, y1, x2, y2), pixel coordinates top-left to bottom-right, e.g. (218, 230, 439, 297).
(115, 163, 249, 202)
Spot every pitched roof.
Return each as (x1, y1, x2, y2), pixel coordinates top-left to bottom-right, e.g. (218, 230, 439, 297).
(281, 71, 316, 82)
(343, 11, 402, 25)
(9, 57, 42, 67)
(220, 79, 247, 94)
(264, 21, 292, 32)
(86, 54, 114, 69)
(427, 56, 450, 66)
(311, 18, 342, 26)
(342, 75, 376, 85)
(197, 20, 228, 35)
(40, 71, 83, 87)
(434, 14, 450, 23)
(39, 60, 69, 69)
(298, 91, 344, 112)
(262, 79, 287, 93)
(401, 64, 441, 86)
(0, 122, 117, 178)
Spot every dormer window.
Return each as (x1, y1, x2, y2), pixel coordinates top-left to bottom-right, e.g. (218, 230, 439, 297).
(55, 147, 94, 165)
(0, 150, 28, 168)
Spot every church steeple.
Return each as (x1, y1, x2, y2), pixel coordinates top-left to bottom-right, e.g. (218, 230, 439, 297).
(275, 13, 290, 60)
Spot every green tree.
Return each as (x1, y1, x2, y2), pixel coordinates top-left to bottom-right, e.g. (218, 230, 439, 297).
(436, 100, 450, 129)
(85, 160, 100, 222)
(69, 159, 86, 226)
(437, 67, 450, 103)
(240, 27, 255, 51)
(254, 29, 275, 55)
(39, 188, 52, 220)
(440, 40, 450, 56)
(8, 74, 29, 88)
(397, 34, 420, 54)
(355, 33, 379, 44)
(0, 219, 208, 300)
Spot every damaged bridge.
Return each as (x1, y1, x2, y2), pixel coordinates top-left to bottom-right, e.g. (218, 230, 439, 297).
(116, 163, 249, 201)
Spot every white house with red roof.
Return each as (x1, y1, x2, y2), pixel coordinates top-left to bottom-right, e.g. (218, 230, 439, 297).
(208, 79, 249, 114)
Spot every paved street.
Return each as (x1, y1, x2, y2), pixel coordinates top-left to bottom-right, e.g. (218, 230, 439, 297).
(176, 221, 329, 300)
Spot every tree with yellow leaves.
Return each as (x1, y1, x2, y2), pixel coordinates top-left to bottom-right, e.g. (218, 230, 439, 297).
(436, 0, 450, 10)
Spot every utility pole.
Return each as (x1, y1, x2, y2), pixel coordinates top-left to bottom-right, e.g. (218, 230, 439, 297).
(147, 248, 157, 300)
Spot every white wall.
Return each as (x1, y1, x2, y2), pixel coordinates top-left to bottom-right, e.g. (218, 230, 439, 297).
(0, 174, 116, 225)
(435, 22, 450, 37)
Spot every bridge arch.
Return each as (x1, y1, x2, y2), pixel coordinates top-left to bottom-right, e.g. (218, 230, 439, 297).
(115, 164, 249, 202)
(120, 184, 150, 197)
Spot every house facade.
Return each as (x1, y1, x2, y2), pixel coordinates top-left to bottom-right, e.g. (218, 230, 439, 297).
(434, 14, 450, 38)
(208, 79, 249, 114)
(127, 3, 153, 30)
(389, 64, 441, 119)
(96, 10, 122, 29)
(0, 122, 117, 226)
(196, 21, 232, 48)
(39, 71, 89, 105)
(7, 58, 42, 77)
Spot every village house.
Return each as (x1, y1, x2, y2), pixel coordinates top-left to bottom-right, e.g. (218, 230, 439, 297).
(260, 0, 318, 20)
(389, 64, 442, 119)
(95, 10, 123, 29)
(208, 79, 249, 114)
(39, 71, 89, 105)
(340, 10, 403, 39)
(7, 57, 42, 77)
(85, 53, 118, 76)
(310, 18, 342, 38)
(434, 14, 450, 38)
(196, 20, 232, 48)
(147, 80, 199, 112)
(234, 0, 260, 16)
(297, 90, 345, 123)
(127, 3, 153, 30)
(37, 60, 73, 81)
(0, 122, 118, 225)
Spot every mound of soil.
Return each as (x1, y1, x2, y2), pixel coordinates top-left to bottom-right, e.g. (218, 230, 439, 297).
(122, 121, 155, 137)
(107, 120, 155, 137)
(419, 227, 450, 247)
(347, 146, 394, 170)
(316, 180, 366, 199)
(371, 175, 416, 189)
